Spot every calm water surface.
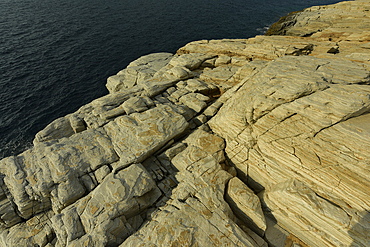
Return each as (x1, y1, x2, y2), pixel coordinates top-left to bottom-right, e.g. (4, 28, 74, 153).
(0, 0, 342, 158)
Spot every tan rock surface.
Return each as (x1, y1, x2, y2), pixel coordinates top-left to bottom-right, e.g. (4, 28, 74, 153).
(266, 0, 370, 39)
(1, 0, 369, 246)
(52, 163, 161, 247)
(263, 179, 354, 247)
(121, 130, 267, 247)
(226, 177, 266, 237)
(209, 55, 370, 246)
(106, 53, 173, 93)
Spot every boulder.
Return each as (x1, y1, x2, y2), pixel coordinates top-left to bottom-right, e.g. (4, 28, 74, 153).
(168, 53, 216, 70)
(106, 53, 173, 93)
(33, 116, 74, 144)
(104, 105, 189, 165)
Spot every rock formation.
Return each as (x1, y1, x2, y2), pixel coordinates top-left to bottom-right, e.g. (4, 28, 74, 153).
(0, 0, 369, 246)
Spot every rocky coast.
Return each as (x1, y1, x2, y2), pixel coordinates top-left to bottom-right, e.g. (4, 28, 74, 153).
(0, 0, 369, 246)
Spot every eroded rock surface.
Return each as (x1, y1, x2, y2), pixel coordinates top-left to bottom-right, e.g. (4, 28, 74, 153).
(1, 0, 369, 246)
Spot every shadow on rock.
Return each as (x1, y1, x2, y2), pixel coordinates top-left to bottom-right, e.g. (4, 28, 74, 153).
(349, 211, 370, 247)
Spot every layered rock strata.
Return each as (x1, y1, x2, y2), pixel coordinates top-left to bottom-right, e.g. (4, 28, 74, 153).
(0, 0, 369, 246)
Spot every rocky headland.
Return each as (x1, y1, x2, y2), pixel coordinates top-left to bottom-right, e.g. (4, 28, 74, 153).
(0, 0, 369, 246)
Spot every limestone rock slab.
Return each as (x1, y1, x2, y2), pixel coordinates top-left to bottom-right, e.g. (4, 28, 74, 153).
(52, 163, 161, 247)
(263, 179, 353, 247)
(0, 211, 55, 247)
(0, 127, 119, 225)
(168, 53, 216, 70)
(225, 177, 266, 237)
(104, 105, 189, 165)
(267, 0, 370, 40)
(1, 1, 370, 246)
(209, 55, 370, 246)
(33, 116, 74, 144)
(122, 131, 267, 247)
(106, 53, 173, 93)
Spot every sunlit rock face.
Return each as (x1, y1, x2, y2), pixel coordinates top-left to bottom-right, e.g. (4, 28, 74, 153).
(0, 1, 369, 246)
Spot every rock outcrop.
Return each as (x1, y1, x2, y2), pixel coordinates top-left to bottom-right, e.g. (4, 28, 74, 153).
(0, 0, 369, 246)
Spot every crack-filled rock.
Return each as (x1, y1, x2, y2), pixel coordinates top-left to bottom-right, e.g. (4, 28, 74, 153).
(225, 177, 266, 237)
(121, 130, 267, 247)
(0, 1, 369, 246)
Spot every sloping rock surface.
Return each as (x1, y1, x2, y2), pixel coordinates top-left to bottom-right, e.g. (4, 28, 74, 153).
(0, 0, 369, 246)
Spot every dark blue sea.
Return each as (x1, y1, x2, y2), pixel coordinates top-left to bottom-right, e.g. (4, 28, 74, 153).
(0, 0, 342, 159)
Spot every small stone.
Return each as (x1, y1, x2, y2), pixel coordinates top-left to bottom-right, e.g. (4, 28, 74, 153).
(166, 86, 176, 95)
(201, 57, 216, 68)
(203, 105, 219, 118)
(170, 88, 189, 100)
(192, 114, 207, 126)
(69, 115, 87, 133)
(94, 165, 111, 183)
(215, 55, 232, 66)
(167, 67, 192, 79)
(179, 93, 209, 113)
(176, 80, 187, 88)
(80, 174, 97, 192)
(154, 95, 172, 104)
(122, 96, 153, 115)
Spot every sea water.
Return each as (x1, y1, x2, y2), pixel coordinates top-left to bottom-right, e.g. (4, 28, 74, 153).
(0, 0, 342, 158)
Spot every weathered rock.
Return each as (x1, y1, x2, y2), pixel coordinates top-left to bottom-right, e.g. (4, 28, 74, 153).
(263, 216, 291, 247)
(208, 52, 370, 245)
(33, 116, 75, 144)
(263, 179, 353, 247)
(0, 127, 119, 223)
(266, 0, 370, 39)
(104, 105, 189, 165)
(168, 53, 216, 70)
(106, 53, 173, 93)
(200, 65, 239, 91)
(52, 163, 161, 247)
(0, 211, 55, 247)
(178, 37, 318, 61)
(121, 96, 154, 114)
(178, 34, 370, 65)
(69, 114, 87, 133)
(122, 130, 267, 247)
(1, 1, 370, 246)
(141, 66, 194, 97)
(225, 177, 266, 237)
(179, 93, 210, 113)
(100, 105, 126, 120)
(185, 78, 219, 96)
(94, 165, 111, 183)
(170, 88, 190, 101)
(215, 55, 232, 66)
